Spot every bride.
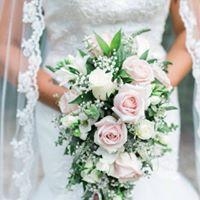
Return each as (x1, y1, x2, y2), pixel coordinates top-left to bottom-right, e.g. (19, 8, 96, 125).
(0, 0, 199, 199)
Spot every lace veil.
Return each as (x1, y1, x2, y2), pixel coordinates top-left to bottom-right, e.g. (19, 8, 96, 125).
(0, 0, 199, 199)
(0, 0, 44, 199)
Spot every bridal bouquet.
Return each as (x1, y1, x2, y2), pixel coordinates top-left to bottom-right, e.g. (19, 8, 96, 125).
(48, 29, 177, 200)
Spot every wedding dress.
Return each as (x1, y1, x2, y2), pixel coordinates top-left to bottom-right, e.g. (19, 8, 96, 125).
(32, 0, 199, 199)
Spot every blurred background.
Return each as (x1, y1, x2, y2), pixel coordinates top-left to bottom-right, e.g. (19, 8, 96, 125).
(163, 16, 198, 191)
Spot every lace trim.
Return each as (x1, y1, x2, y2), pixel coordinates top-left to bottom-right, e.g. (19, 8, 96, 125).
(180, 0, 200, 138)
(10, 0, 44, 199)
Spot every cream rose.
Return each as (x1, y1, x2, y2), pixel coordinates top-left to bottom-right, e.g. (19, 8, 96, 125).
(109, 152, 142, 182)
(59, 91, 79, 114)
(94, 116, 127, 153)
(60, 115, 79, 127)
(89, 68, 116, 100)
(112, 84, 151, 123)
(152, 65, 172, 90)
(135, 119, 155, 140)
(122, 56, 154, 84)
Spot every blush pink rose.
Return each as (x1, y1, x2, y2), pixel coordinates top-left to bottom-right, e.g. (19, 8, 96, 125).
(122, 56, 154, 84)
(152, 65, 172, 90)
(59, 91, 79, 114)
(94, 116, 127, 153)
(109, 152, 143, 182)
(112, 84, 151, 123)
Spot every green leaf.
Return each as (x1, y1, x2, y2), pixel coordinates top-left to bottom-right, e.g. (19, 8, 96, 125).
(140, 50, 149, 60)
(46, 65, 56, 72)
(68, 66, 80, 75)
(119, 69, 133, 83)
(78, 49, 87, 57)
(69, 91, 94, 105)
(115, 47, 126, 69)
(110, 29, 122, 52)
(163, 61, 172, 66)
(147, 58, 158, 64)
(84, 105, 100, 119)
(162, 106, 177, 111)
(86, 58, 95, 74)
(131, 28, 151, 38)
(95, 33, 111, 55)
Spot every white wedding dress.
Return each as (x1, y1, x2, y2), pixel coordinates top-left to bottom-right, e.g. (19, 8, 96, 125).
(33, 0, 199, 199)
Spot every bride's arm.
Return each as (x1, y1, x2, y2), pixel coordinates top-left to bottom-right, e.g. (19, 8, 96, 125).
(167, 0, 192, 86)
(0, 0, 66, 110)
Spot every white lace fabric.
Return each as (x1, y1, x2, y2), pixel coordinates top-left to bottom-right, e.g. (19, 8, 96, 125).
(180, 0, 200, 190)
(42, 0, 170, 65)
(33, 0, 184, 199)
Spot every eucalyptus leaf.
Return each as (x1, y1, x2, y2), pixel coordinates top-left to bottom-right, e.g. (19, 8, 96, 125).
(131, 28, 151, 38)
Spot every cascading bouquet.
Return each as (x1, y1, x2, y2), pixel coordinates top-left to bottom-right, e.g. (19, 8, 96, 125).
(47, 29, 177, 200)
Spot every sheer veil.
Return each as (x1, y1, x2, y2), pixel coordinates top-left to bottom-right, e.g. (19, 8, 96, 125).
(0, 0, 44, 199)
(0, 0, 199, 199)
(180, 0, 200, 191)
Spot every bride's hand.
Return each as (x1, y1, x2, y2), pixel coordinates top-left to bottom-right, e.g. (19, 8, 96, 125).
(0, 0, 66, 111)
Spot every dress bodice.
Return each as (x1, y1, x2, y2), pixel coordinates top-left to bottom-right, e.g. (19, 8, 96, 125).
(43, 0, 171, 65)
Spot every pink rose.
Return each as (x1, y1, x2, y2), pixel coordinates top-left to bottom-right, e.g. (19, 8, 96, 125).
(109, 152, 142, 182)
(112, 84, 151, 123)
(122, 56, 154, 84)
(152, 65, 172, 90)
(59, 91, 79, 114)
(94, 116, 127, 153)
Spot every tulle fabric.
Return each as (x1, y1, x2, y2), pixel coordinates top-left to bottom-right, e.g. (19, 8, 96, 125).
(0, 0, 44, 199)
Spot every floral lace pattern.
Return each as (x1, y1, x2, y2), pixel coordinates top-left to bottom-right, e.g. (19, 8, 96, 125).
(10, 0, 44, 199)
(43, 0, 171, 66)
(180, 0, 200, 138)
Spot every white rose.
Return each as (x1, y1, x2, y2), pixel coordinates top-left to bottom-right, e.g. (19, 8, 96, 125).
(135, 119, 155, 140)
(135, 35, 150, 57)
(150, 96, 161, 105)
(158, 134, 169, 145)
(152, 65, 172, 90)
(67, 53, 87, 74)
(60, 115, 79, 127)
(89, 68, 116, 100)
(113, 195, 123, 200)
(81, 169, 100, 184)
